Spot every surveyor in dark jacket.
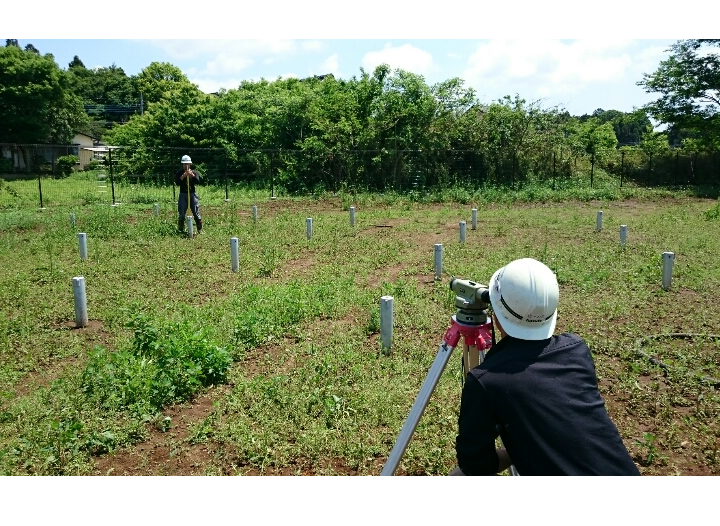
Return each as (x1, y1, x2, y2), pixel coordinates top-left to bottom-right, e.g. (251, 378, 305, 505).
(175, 154, 202, 233)
(451, 258, 640, 476)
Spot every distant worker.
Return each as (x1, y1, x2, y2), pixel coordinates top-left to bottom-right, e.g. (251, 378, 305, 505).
(175, 154, 203, 234)
(451, 257, 640, 476)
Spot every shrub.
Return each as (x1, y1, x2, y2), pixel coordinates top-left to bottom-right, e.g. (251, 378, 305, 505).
(56, 155, 79, 177)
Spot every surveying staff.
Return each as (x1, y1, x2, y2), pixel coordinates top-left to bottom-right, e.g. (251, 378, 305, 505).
(451, 258, 639, 476)
(175, 154, 203, 233)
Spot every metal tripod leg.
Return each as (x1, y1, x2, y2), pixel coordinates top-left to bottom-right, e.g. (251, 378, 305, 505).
(381, 316, 519, 476)
(380, 340, 456, 476)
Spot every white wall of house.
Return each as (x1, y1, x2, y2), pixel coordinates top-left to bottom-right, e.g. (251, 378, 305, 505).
(73, 133, 96, 169)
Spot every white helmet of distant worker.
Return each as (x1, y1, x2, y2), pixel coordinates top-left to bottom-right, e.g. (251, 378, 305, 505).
(181, 155, 192, 164)
(488, 258, 559, 341)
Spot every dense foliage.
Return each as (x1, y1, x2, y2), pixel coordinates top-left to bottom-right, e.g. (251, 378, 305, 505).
(0, 44, 88, 143)
(2, 39, 719, 189)
(639, 39, 720, 149)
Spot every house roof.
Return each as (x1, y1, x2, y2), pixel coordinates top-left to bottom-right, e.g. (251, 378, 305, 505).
(74, 132, 99, 140)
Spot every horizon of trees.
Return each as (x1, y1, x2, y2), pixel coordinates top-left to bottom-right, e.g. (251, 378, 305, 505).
(2, 38, 718, 190)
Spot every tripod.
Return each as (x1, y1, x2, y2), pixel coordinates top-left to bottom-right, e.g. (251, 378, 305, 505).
(380, 278, 518, 476)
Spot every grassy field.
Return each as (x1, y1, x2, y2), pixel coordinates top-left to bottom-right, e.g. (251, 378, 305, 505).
(0, 187, 719, 475)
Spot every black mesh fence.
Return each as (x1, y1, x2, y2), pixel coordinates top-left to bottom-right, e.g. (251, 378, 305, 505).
(602, 148, 720, 187)
(2, 143, 719, 208)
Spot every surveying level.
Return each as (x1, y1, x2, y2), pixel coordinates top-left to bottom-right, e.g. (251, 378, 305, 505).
(380, 277, 518, 476)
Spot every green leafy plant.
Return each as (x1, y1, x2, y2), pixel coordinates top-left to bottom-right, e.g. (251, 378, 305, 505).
(56, 155, 79, 177)
(636, 432, 659, 465)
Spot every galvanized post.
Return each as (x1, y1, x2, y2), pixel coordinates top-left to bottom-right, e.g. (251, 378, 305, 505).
(434, 244, 443, 280)
(662, 252, 675, 290)
(73, 276, 88, 328)
(380, 296, 394, 352)
(230, 237, 239, 272)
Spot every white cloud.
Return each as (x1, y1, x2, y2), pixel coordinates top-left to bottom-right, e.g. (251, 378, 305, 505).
(202, 54, 255, 76)
(142, 39, 301, 77)
(319, 53, 339, 75)
(462, 39, 672, 109)
(191, 77, 244, 93)
(302, 40, 324, 52)
(362, 43, 433, 76)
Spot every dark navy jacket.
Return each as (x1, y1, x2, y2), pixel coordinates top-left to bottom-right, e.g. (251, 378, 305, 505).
(174, 169, 200, 194)
(455, 333, 640, 475)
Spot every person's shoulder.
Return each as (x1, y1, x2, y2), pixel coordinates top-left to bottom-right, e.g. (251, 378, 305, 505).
(550, 332, 591, 353)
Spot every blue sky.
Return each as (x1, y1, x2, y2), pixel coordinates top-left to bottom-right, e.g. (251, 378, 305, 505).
(4, 1, 712, 117)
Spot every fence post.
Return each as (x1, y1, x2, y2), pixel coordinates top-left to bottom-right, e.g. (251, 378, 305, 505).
(270, 151, 276, 200)
(37, 172, 44, 209)
(224, 149, 229, 202)
(109, 148, 116, 205)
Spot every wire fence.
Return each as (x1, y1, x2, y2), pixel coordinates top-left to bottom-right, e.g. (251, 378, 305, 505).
(1, 143, 719, 208)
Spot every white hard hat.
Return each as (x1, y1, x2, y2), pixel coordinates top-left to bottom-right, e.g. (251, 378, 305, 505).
(488, 258, 559, 340)
(181, 155, 192, 164)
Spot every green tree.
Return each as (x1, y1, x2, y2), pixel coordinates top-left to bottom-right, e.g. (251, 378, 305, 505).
(67, 60, 138, 133)
(0, 45, 88, 143)
(472, 95, 566, 184)
(134, 62, 194, 105)
(565, 118, 618, 162)
(583, 108, 652, 145)
(638, 39, 720, 148)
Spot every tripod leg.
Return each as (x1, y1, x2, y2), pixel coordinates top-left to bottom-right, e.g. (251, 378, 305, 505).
(463, 343, 479, 373)
(381, 341, 456, 476)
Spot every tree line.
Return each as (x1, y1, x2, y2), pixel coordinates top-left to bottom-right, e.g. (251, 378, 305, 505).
(1, 39, 718, 190)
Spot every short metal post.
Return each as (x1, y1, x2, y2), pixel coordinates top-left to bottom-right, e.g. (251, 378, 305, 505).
(434, 244, 443, 280)
(596, 211, 603, 232)
(230, 237, 239, 272)
(72, 276, 88, 328)
(620, 225, 627, 245)
(459, 221, 467, 243)
(380, 296, 394, 352)
(154, 203, 159, 217)
(78, 233, 88, 260)
(109, 148, 116, 205)
(36, 171, 47, 210)
(187, 216, 194, 238)
(350, 206, 356, 227)
(471, 209, 477, 230)
(306, 217, 313, 240)
(662, 252, 675, 290)
(252, 205, 258, 222)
